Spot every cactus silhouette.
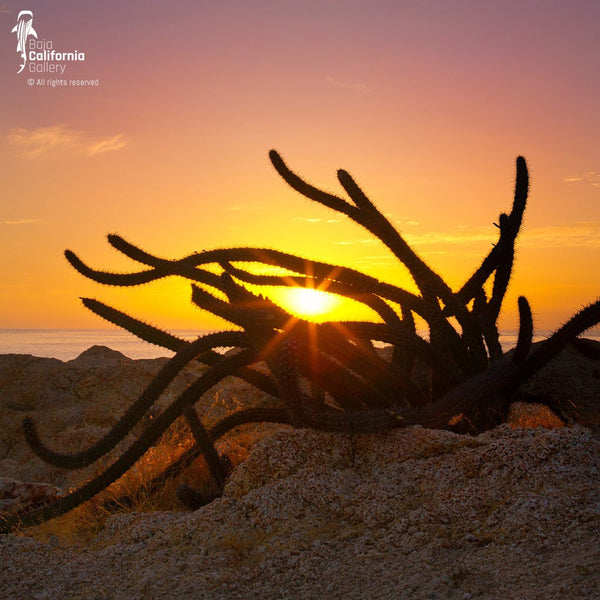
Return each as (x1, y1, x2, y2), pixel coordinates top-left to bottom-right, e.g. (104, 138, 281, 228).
(1, 150, 598, 534)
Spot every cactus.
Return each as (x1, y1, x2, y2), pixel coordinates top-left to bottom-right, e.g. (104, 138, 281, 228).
(1, 150, 598, 534)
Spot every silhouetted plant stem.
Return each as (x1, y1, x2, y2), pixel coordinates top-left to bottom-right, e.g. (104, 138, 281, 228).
(5, 150, 597, 535)
(0, 350, 255, 534)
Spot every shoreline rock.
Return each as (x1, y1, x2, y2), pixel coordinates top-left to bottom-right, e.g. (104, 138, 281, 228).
(2, 424, 599, 599)
(0, 342, 599, 598)
(0, 345, 273, 489)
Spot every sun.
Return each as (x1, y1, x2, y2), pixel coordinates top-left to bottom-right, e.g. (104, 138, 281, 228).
(274, 287, 340, 322)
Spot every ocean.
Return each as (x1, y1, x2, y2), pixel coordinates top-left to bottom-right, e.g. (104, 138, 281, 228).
(1, 328, 598, 362)
(0, 329, 204, 361)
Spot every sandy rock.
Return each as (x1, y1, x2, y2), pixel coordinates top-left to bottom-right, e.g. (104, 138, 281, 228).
(224, 428, 353, 498)
(9, 424, 593, 599)
(0, 343, 599, 598)
(508, 401, 565, 428)
(67, 345, 131, 368)
(0, 354, 72, 411)
(0, 347, 215, 486)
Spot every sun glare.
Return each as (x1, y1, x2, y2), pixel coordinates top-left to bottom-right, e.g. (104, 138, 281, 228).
(276, 287, 340, 322)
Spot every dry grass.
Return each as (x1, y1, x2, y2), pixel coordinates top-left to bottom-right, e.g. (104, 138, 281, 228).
(17, 390, 280, 545)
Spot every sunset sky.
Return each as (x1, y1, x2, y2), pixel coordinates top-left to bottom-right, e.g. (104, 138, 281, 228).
(1, 1, 598, 334)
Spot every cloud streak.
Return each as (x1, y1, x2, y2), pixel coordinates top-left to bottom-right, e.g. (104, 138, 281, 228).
(521, 222, 600, 248)
(293, 217, 340, 224)
(325, 75, 368, 94)
(410, 223, 600, 248)
(1, 218, 42, 225)
(223, 204, 267, 212)
(86, 133, 128, 156)
(332, 222, 600, 250)
(563, 171, 600, 187)
(7, 125, 129, 159)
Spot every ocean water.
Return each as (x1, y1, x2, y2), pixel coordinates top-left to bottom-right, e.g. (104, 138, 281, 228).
(1, 328, 598, 362)
(0, 329, 207, 361)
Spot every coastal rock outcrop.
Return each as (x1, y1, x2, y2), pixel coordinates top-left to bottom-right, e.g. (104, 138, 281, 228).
(0, 345, 272, 489)
(0, 343, 599, 598)
(3, 424, 596, 599)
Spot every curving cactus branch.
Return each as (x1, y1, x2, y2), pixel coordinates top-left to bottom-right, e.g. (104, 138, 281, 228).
(3, 150, 598, 535)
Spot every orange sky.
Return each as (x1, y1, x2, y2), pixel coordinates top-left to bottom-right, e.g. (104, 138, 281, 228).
(1, 1, 598, 334)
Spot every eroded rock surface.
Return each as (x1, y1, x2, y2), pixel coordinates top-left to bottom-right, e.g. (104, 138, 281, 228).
(0, 346, 275, 489)
(0, 343, 599, 598)
(2, 425, 599, 599)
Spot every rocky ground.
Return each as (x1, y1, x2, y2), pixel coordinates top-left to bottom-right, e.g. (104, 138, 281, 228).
(0, 345, 275, 491)
(0, 342, 599, 599)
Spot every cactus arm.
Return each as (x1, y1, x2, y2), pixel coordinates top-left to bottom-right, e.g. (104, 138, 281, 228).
(270, 151, 488, 366)
(65, 249, 161, 286)
(183, 406, 227, 488)
(81, 297, 279, 396)
(221, 261, 406, 333)
(521, 299, 600, 380)
(0, 349, 255, 534)
(22, 332, 251, 470)
(458, 156, 529, 303)
(104, 405, 291, 511)
(82, 297, 188, 351)
(269, 149, 359, 218)
(512, 296, 533, 367)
